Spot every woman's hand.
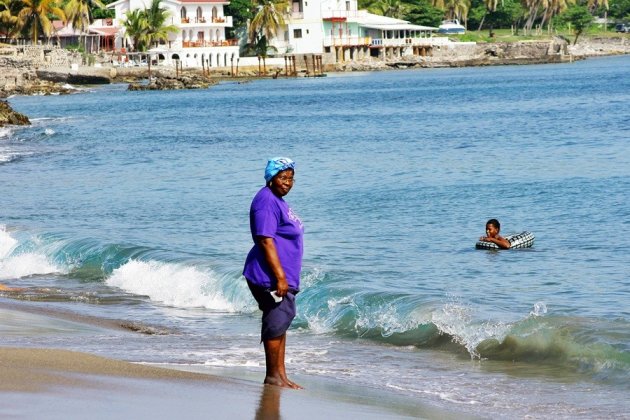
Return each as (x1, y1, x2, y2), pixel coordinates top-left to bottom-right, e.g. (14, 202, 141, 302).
(257, 236, 289, 296)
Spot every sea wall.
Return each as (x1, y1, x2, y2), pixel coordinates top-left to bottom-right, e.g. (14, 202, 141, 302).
(569, 36, 630, 57)
(0, 45, 85, 97)
(334, 38, 575, 71)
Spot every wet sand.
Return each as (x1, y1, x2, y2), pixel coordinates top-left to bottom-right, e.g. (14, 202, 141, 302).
(0, 300, 465, 419)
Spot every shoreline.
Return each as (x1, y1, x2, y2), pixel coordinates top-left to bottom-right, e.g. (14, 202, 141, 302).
(0, 299, 463, 419)
(1, 36, 628, 98)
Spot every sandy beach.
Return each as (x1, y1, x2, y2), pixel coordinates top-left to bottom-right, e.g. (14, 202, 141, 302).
(0, 299, 465, 419)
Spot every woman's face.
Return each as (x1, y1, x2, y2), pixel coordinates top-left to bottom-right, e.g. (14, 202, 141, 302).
(269, 169, 294, 197)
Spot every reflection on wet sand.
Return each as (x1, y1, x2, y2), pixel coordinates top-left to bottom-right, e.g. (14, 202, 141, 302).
(255, 385, 282, 420)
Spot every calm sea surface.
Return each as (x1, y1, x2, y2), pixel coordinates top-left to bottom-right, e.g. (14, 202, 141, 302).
(1, 55, 629, 417)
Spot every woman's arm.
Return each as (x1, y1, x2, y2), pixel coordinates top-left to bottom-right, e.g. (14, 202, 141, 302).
(257, 236, 289, 296)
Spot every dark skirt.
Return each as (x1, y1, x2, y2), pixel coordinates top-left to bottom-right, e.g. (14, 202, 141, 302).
(247, 281, 298, 341)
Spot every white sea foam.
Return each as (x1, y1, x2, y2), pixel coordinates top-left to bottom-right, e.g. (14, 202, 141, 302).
(432, 301, 510, 359)
(44, 128, 55, 136)
(0, 127, 12, 139)
(106, 260, 237, 311)
(0, 228, 62, 279)
(0, 253, 60, 280)
(530, 301, 548, 317)
(0, 227, 17, 258)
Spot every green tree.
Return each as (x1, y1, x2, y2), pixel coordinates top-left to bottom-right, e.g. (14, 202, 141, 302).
(608, 0, 630, 20)
(120, 0, 176, 52)
(249, 0, 288, 43)
(444, 0, 471, 23)
(478, 0, 525, 30)
(477, 0, 501, 29)
(1, 0, 22, 40)
(121, 8, 147, 51)
(64, 0, 104, 35)
(225, 0, 253, 38)
(557, 4, 593, 43)
(91, 0, 115, 19)
(373, 0, 409, 18)
(243, 33, 276, 73)
(541, 0, 575, 30)
(406, 0, 445, 26)
(143, 0, 177, 49)
(18, 0, 66, 43)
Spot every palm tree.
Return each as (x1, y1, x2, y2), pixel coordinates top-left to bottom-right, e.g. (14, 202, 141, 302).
(248, 0, 288, 44)
(143, 0, 178, 49)
(18, 0, 65, 43)
(243, 33, 276, 74)
(522, 0, 541, 33)
(444, 0, 470, 24)
(122, 8, 147, 51)
(1, 0, 22, 40)
(541, 0, 575, 30)
(374, 0, 408, 18)
(64, 0, 104, 34)
(431, 0, 446, 11)
(586, 0, 607, 13)
(477, 0, 502, 30)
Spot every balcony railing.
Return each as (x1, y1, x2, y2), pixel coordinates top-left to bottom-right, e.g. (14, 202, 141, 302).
(322, 10, 369, 20)
(323, 36, 371, 47)
(179, 16, 232, 26)
(371, 37, 435, 47)
(182, 39, 239, 48)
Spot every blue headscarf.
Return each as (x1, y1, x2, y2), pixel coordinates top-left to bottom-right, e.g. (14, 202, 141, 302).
(264, 157, 295, 182)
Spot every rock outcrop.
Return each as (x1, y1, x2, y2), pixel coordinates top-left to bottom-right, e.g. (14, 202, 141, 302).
(0, 100, 30, 127)
(128, 73, 218, 90)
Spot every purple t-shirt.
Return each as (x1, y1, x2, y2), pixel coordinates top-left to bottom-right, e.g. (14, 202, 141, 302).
(243, 186, 304, 290)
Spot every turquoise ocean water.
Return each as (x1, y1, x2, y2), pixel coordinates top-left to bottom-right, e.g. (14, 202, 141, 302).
(1, 55, 629, 417)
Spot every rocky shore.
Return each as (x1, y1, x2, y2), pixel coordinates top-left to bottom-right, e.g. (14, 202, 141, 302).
(1, 36, 628, 104)
(0, 100, 30, 127)
(334, 36, 630, 71)
(128, 72, 219, 90)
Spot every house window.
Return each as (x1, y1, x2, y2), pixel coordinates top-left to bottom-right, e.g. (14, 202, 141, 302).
(293, 29, 302, 38)
(181, 7, 187, 18)
(346, 1, 350, 11)
(306, 29, 309, 34)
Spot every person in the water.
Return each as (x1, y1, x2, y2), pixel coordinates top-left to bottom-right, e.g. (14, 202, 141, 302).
(479, 219, 511, 249)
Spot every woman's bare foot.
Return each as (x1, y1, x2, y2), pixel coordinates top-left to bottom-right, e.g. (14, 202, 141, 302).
(264, 375, 290, 388)
(282, 376, 303, 389)
(264, 375, 303, 389)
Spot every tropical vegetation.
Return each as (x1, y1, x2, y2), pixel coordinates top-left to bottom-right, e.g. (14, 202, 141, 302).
(120, 0, 178, 51)
(0, 0, 628, 47)
(64, 0, 104, 35)
(358, 0, 629, 33)
(17, 0, 66, 42)
(0, 0, 174, 47)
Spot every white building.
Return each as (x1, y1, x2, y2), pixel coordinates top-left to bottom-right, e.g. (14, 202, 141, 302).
(106, 0, 239, 68)
(265, 0, 441, 63)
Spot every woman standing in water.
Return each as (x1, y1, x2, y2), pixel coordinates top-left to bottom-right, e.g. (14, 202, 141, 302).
(243, 157, 304, 389)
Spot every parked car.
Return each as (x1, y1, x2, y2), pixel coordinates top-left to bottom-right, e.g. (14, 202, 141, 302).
(615, 23, 630, 33)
